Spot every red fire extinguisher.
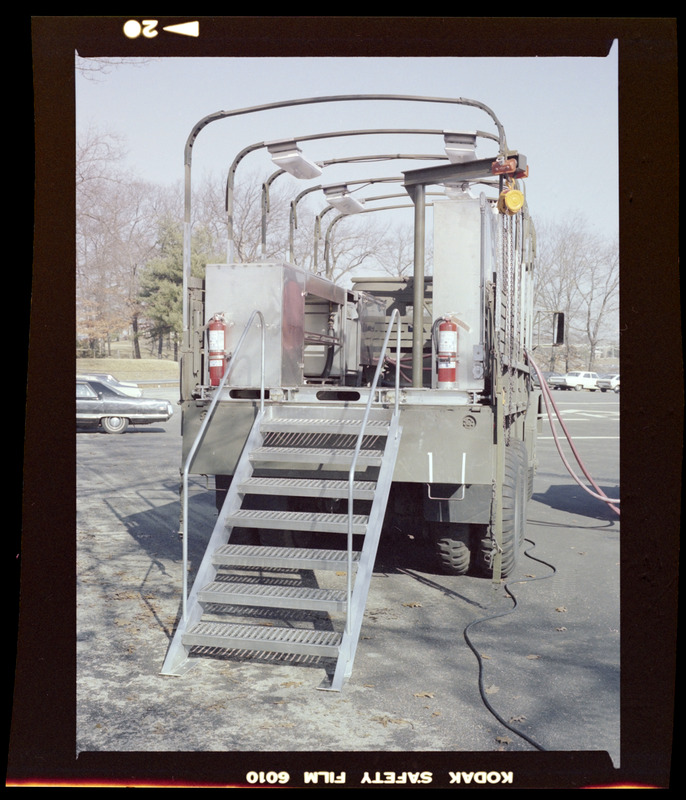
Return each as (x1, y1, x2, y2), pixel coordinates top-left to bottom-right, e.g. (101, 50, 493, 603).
(208, 313, 228, 386)
(436, 316, 459, 389)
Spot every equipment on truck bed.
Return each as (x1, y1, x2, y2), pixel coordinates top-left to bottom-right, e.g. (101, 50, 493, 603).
(162, 94, 551, 690)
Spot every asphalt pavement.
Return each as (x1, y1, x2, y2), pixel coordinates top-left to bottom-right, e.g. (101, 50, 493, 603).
(16, 387, 646, 787)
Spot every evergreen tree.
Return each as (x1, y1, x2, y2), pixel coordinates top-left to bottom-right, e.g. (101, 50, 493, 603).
(138, 218, 221, 359)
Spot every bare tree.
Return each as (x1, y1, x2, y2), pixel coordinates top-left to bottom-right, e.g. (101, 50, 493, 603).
(75, 55, 155, 82)
(533, 215, 619, 372)
(375, 223, 415, 278)
(323, 214, 393, 285)
(76, 127, 165, 357)
(573, 237, 620, 370)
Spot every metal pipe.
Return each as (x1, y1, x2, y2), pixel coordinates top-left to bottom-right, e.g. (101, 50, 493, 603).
(412, 184, 426, 387)
(323, 200, 434, 280)
(287, 154, 448, 262)
(183, 94, 507, 336)
(346, 308, 401, 638)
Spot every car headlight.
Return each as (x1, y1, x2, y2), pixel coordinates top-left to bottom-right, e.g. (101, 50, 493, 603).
(166, 402, 174, 415)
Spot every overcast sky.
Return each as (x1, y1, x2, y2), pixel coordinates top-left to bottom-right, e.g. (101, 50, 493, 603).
(75, 45, 619, 240)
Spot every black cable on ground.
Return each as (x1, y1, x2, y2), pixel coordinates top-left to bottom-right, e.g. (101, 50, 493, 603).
(463, 538, 558, 752)
(463, 354, 616, 748)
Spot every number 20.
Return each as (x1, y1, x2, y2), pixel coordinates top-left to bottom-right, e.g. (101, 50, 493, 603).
(141, 20, 158, 37)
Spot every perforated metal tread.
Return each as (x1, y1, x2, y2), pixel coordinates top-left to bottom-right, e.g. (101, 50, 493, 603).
(182, 620, 342, 658)
(249, 446, 384, 466)
(261, 417, 390, 435)
(198, 581, 348, 612)
(213, 543, 361, 570)
(224, 509, 368, 534)
(237, 476, 377, 500)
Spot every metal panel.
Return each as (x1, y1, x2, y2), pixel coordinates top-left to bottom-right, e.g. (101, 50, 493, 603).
(205, 262, 293, 387)
(393, 404, 494, 485)
(181, 401, 256, 475)
(205, 262, 351, 388)
(432, 198, 486, 392)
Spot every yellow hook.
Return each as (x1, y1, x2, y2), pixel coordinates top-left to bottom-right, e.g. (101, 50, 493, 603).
(497, 177, 524, 214)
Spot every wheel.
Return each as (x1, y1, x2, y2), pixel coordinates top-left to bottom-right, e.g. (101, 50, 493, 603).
(430, 522, 471, 575)
(101, 416, 129, 434)
(614, 386, 620, 393)
(575, 384, 583, 391)
(474, 443, 527, 579)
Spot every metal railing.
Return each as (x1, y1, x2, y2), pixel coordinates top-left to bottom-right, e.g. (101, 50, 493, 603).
(180, 310, 266, 620)
(344, 308, 401, 638)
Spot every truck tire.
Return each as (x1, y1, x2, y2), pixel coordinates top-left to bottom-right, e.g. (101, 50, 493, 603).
(430, 523, 471, 575)
(101, 416, 129, 434)
(474, 443, 527, 578)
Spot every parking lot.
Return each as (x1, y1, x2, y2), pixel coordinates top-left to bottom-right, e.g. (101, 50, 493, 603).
(58, 385, 631, 787)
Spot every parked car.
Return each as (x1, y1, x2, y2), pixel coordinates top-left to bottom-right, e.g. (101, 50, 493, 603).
(561, 371, 600, 391)
(76, 377, 174, 434)
(547, 373, 568, 390)
(77, 372, 143, 397)
(596, 373, 620, 393)
(532, 370, 554, 388)
(547, 371, 600, 391)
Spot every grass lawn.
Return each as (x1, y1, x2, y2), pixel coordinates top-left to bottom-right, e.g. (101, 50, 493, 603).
(76, 357, 178, 383)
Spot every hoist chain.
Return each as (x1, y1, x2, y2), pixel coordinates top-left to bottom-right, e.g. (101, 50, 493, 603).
(504, 214, 516, 445)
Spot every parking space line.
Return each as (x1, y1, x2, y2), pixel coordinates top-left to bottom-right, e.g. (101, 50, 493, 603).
(539, 435, 620, 440)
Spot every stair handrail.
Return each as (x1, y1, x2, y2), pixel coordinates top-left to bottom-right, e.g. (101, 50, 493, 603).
(181, 309, 266, 620)
(345, 308, 401, 638)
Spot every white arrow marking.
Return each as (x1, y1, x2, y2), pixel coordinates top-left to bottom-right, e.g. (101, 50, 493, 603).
(163, 21, 199, 37)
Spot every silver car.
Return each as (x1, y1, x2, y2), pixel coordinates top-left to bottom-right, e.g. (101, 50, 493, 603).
(596, 373, 620, 393)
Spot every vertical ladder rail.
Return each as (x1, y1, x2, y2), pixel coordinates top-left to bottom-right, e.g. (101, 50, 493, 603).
(180, 309, 266, 622)
(340, 309, 401, 674)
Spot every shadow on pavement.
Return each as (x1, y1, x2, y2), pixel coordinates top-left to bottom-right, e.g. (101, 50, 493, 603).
(532, 484, 620, 522)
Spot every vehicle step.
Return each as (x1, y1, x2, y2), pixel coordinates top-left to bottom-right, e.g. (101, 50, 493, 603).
(237, 476, 377, 500)
(249, 446, 383, 467)
(224, 509, 368, 534)
(213, 544, 360, 571)
(260, 417, 390, 436)
(182, 621, 341, 658)
(198, 581, 348, 612)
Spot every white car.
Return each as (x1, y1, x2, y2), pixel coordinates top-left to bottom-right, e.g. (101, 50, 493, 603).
(77, 372, 143, 397)
(596, 373, 620, 393)
(562, 371, 600, 391)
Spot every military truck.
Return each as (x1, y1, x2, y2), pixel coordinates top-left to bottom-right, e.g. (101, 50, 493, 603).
(162, 95, 543, 690)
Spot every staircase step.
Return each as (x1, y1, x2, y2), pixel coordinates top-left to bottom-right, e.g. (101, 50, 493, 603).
(183, 621, 342, 658)
(237, 476, 377, 500)
(250, 446, 383, 467)
(225, 509, 368, 534)
(213, 544, 360, 571)
(162, 406, 402, 688)
(261, 417, 390, 436)
(198, 581, 348, 612)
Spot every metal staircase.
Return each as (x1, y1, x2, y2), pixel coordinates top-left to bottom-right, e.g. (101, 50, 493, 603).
(161, 401, 402, 691)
